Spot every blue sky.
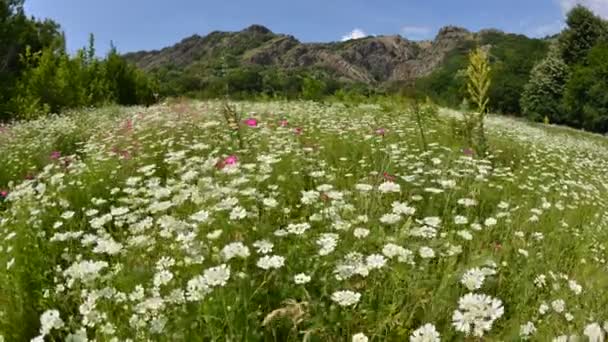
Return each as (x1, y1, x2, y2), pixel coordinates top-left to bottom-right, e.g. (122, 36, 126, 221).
(23, 0, 608, 55)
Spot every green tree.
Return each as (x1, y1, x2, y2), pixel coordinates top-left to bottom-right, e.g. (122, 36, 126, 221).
(105, 44, 139, 105)
(11, 46, 64, 117)
(483, 32, 548, 114)
(0, 0, 63, 119)
(520, 46, 569, 123)
(559, 5, 608, 65)
(562, 43, 608, 132)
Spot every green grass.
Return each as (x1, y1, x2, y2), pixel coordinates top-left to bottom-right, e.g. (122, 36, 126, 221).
(0, 100, 607, 341)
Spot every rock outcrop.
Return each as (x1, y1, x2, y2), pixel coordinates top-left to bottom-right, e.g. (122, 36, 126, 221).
(123, 24, 482, 84)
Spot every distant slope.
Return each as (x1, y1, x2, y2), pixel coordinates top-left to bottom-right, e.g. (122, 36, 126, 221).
(123, 25, 523, 84)
(123, 25, 548, 110)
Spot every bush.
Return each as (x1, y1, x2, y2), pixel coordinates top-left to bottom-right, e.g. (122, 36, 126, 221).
(300, 76, 327, 102)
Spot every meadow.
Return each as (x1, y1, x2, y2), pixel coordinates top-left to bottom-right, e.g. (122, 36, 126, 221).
(1, 100, 608, 341)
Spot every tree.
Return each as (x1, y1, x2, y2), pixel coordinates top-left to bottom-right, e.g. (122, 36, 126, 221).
(559, 5, 607, 65)
(0, 0, 62, 119)
(520, 45, 569, 123)
(562, 43, 608, 132)
(105, 44, 138, 105)
(484, 32, 548, 114)
(11, 46, 64, 117)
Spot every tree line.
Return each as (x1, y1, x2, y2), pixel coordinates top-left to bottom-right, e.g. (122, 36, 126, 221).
(521, 5, 608, 133)
(0, 0, 156, 121)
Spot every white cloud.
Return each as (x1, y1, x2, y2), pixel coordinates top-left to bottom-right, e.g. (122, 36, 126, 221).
(401, 26, 432, 40)
(341, 28, 368, 41)
(559, 0, 608, 18)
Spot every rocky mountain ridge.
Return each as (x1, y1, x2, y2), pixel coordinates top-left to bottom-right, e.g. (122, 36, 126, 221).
(123, 24, 514, 84)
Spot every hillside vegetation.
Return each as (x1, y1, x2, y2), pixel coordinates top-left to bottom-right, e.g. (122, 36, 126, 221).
(124, 25, 549, 117)
(1, 100, 608, 341)
(0, 0, 156, 120)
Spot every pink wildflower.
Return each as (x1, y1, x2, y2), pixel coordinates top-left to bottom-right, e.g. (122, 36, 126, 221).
(294, 127, 302, 135)
(216, 155, 238, 170)
(463, 148, 474, 156)
(383, 172, 396, 182)
(120, 150, 131, 159)
(375, 128, 386, 135)
(280, 120, 288, 127)
(0, 190, 7, 198)
(50, 151, 61, 160)
(244, 118, 258, 127)
(224, 155, 238, 165)
(123, 119, 133, 131)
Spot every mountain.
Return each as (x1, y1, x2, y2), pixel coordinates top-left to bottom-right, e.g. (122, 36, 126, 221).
(123, 24, 548, 113)
(124, 24, 479, 84)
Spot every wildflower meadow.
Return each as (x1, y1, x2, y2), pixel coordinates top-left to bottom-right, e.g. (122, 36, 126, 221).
(1, 100, 608, 341)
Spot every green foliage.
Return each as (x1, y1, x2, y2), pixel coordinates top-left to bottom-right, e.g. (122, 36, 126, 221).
(520, 46, 569, 123)
(300, 76, 327, 101)
(10, 38, 157, 119)
(414, 33, 547, 116)
(559, 5, 608, 65)
(562, 43, 608, 132)
(414, 41, 474, 107)
(483, 32, 548, 114)
(153, 61, 360, 102)
(333, 87, 367, 107)
(520, 4, 608, 133)
(0, 3, 157, 120)
(0, 0, 63, 119)
(104, 45, 156, 106)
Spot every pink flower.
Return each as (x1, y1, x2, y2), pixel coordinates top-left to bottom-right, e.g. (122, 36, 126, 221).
(293, 127, 302, 135)
(216, 155, 238, 170)
(383, 172, 396, 181)
(123, 119, 133, 131)
(50, 151, 61, 160)
(375, 128, 386, 135)
(280, 120, 288, 127)
(224, 155, 238, 165)
(463, 148, 474, 156)
(120, 150, 131, 159)
(244, 118, 258, 127)
(0, 190, 7, 198)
